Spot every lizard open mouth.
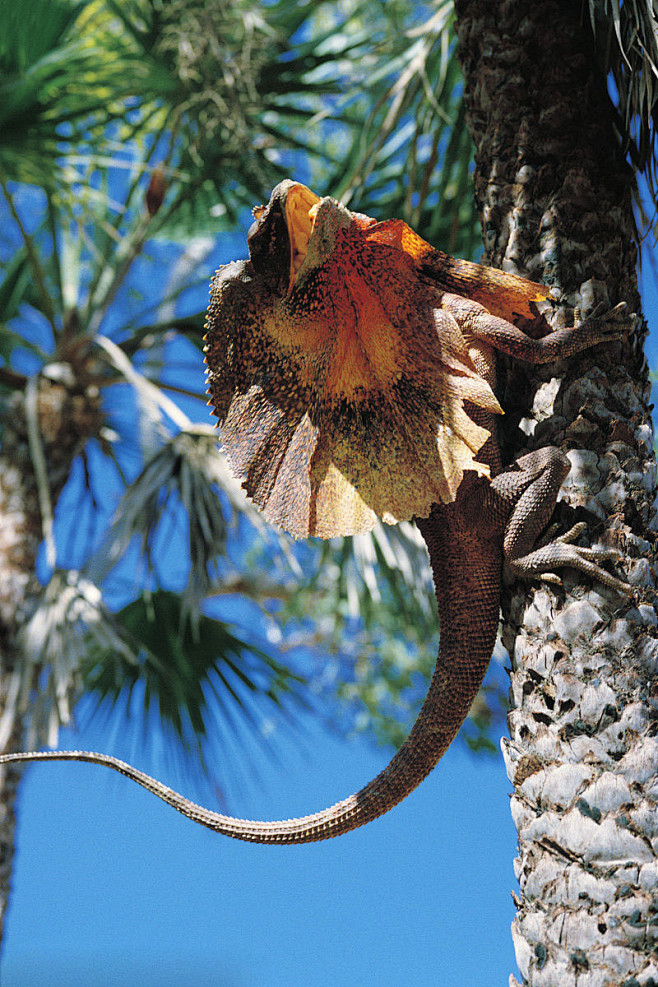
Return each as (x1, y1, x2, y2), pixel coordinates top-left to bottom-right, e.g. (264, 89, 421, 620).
(284, 183, 321, 288)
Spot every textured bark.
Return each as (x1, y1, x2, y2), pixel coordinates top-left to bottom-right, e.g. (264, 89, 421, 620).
(0, 368, 102, 943)
(454, 2, 658, 985)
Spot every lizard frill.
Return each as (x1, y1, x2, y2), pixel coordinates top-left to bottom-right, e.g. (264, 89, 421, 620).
(204, 181, 505, 538)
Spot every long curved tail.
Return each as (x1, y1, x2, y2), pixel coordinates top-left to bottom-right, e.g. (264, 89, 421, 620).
(0, 513, 500, 843)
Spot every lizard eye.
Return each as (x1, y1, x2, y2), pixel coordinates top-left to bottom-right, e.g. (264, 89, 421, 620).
(246, 196, 290, 293)
(246, 182, 322, 294)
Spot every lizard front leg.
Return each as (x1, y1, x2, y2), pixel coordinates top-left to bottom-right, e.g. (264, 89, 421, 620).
(489, 448, 631, 593)
(444, 293, 628, 364)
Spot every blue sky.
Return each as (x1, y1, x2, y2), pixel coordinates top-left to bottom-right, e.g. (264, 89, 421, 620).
(1, 188, 656, 986)
(3, 717, 518, 985)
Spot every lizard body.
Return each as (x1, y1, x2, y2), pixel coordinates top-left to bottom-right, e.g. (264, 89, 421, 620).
(0, 181, 631, 842)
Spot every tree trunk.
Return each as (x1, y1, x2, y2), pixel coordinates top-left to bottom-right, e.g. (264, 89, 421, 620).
(454, 2, 658, 984)
(0, 368, 103, 943)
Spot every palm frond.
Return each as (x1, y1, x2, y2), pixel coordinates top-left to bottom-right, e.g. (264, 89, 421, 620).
(0, 247, 33, 324)
(272, 522, 435, 745)
(284, 522, 433, 634)
(301, 1, 481, 257)
(10, 570, 137, 751)
(588, 0, 658, 205)
(82, 589, 310, 781)
(276, 518, 507, 751)
(96, 0, 362, 238)
(0, 0, 175, 188)
(88, 426, 266, 602)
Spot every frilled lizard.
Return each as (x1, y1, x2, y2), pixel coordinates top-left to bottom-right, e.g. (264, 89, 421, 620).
(0, 181, 631, 843)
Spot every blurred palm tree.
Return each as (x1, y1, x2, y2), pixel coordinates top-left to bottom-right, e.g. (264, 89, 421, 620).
(0, 0, 481, 940)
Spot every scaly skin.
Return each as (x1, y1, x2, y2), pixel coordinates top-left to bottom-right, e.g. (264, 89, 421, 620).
(0, 183, 631, 843)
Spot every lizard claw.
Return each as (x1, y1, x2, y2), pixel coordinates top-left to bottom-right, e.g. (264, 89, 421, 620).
(601, 301, 628, 320)
(553, 521, 587, 545)
(509, 537, 633, 595)
(535, 522, 562, 549)
(574, 301, 608, 326)
(575, 301, 627, 326)
(535, 521, 585, 550)
(552, 542, 632, 594)
(577, 301, 631, 346)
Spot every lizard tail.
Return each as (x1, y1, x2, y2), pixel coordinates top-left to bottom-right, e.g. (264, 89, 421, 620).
(0, 511, 500, 843)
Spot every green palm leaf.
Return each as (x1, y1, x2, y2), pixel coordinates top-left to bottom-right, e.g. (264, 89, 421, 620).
(82, 589, 309, 771)
(588, 0, 658, 194)
(0, 0, 175, 187)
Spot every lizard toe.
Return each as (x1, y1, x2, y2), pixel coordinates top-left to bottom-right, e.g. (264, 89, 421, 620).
(554, 521, 588, 545)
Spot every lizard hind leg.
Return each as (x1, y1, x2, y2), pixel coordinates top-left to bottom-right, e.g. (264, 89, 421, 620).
(491, 447, 631, 594)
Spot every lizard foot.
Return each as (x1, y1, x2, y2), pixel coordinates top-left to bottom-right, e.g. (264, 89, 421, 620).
(496, 446, 633, 595)
(510, 537, 632, 595)
(535, 520, 587, 549)
(553, 521, 587, 544)
(572, 301, 631, 348)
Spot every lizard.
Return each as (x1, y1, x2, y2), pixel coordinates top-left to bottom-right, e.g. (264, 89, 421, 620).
(0, 180, 632, 843)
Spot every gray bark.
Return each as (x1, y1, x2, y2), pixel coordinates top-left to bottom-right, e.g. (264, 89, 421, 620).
(454, 2, 658, 984)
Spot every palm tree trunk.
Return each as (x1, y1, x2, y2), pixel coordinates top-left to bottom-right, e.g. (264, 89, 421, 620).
(0, 372, 102, 943)
(454, 2, 658, 984)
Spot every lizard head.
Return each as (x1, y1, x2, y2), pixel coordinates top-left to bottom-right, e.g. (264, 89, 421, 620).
(204, 181, 502, 539)
(245, 180, 354, 296)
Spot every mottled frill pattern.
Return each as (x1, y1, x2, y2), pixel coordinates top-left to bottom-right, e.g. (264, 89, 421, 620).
(204, 203, 549, 538)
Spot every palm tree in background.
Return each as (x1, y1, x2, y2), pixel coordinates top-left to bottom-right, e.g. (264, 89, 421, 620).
(0, 0, 471, 943)
(1, 0, 657, 982)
